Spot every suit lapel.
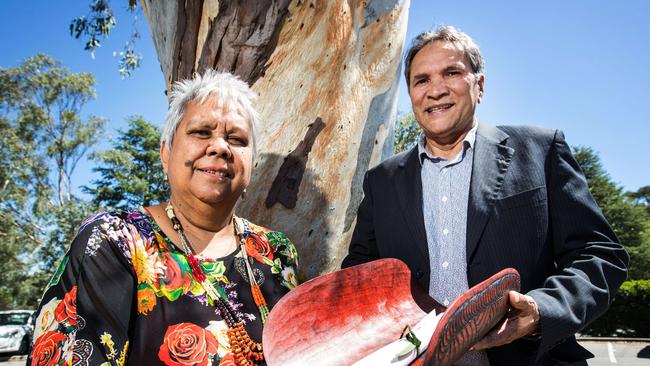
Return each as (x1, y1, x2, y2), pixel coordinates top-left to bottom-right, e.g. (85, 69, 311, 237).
(394, 148, 429, 260)
(466, 124, 514, 262)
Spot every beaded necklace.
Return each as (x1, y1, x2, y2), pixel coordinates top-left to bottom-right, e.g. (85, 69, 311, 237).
(164, 202, 268, 366)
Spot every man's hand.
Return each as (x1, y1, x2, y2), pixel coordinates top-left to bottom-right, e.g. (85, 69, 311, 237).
(472, 291, 540, 350)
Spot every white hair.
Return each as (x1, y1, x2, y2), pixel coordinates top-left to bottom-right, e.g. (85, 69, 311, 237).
(161, 70, 260, 160)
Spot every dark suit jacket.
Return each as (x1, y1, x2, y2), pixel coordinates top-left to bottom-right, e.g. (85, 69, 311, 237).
(342, 124, 629, 365)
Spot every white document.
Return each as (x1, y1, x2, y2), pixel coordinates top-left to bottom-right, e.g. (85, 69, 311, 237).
(352, 310, 444, 366)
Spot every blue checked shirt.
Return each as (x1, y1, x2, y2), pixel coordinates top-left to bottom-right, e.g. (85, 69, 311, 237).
(418, 124, 489, 365)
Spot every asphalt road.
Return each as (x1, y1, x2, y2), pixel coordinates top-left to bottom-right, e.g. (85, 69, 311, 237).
(581, 340, 650, 366)
(2, 341, 648, 365)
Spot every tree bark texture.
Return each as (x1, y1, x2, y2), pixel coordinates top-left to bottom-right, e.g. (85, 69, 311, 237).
(142, 0, 410, 279)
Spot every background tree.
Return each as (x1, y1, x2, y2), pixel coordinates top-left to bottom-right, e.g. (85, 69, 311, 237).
(394, 112, 420, 154)
(572, 147, 650, 279)
(628, 185, 650, 215)
(0, 117, 45, 309)
(0, 54, 105, 308)
(70, 0, 142, 78)
(627, 186, 650, 279)
(85, 115, 167, 209)
(2, 54, 106, 206)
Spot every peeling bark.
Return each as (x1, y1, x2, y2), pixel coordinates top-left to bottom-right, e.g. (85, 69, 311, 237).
(142, 0, 291, 90)
(171, 0, 203, 84)
(265, 117, 325, 209)
(198, 0, 291, 83)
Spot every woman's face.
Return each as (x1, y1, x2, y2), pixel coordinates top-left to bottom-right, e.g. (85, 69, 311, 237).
(161, 96, 253, 210)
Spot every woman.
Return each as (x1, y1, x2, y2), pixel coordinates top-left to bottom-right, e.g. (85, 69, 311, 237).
(29, 70, 299, 366)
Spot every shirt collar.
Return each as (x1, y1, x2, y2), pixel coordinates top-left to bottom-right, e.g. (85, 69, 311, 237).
(418, 122, 478, 165)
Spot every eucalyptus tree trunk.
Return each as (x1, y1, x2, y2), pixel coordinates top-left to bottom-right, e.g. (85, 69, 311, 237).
(141, 0, 409, 278)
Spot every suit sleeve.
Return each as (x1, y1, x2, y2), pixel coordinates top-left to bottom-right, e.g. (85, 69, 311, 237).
(342, 171, 381, 268)
(527, 130, 629, 357)
(29, 214, 136, 366)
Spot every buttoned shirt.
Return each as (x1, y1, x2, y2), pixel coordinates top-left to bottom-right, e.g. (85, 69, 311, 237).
(419, 124, 489, 365)
(418, 125, 476, 304)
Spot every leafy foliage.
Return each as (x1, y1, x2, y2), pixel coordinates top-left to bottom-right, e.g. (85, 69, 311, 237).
(0, 54, 105, 308)
(628, 185, 650, 215)
(117, 39, 142, 78)
(2, 54, 106, 205)
(0, 119, 45, 309)
(393, 112, 421, 154)
(573, 146, 650, 279)
(1, 55, 170, 308)
(70, 0, 116, 55)
(71, 0, 142, 77)
(85, 116, 167, 209)
(582, 280, 650, 337)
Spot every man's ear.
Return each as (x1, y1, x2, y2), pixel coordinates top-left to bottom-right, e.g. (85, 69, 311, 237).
(160, 142, 170, 174)
(477, 74, 485, 103)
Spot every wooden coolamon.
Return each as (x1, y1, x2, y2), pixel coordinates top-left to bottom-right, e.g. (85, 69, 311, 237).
(141, 0, 410, 278)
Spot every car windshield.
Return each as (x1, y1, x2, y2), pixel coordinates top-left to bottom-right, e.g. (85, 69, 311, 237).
(0, 313, 30, 326)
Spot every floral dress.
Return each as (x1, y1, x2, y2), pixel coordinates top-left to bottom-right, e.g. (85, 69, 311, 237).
(28, 208, 299, 366)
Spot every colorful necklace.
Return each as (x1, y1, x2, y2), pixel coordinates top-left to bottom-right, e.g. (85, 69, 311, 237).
(164, 202, 268, 366)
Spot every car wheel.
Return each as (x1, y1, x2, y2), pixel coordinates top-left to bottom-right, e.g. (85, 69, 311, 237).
(18, 335, 31, 355)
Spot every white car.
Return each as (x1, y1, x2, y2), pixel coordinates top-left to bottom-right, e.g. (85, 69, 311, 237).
(0, 310, 34, 355)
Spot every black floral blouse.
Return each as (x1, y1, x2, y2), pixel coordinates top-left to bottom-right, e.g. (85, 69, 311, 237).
(28, 208, 299, 366)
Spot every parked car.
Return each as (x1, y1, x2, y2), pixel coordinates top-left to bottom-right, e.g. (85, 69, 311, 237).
(0, 310, 34, 355)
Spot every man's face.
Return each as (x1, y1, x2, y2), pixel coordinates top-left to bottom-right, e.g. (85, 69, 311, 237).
(408, 41, 484, 144)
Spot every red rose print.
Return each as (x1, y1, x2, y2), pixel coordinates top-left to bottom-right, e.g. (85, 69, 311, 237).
(219, 353, 236, 366)
(158, 323, 218, 366)
(245, 233, 274, 263)
(54, 286, 78, 327)
(161, 253, 192, 291)
(31, 331, 67, 366)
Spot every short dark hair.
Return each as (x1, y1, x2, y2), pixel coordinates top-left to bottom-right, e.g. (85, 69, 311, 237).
(404, 26, 485, 88)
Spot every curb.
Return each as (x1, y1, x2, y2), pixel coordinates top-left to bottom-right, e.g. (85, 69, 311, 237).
(578, 337, 650, 342)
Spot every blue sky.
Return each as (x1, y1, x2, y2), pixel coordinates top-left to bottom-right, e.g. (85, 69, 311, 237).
(1, 1, 648, 192)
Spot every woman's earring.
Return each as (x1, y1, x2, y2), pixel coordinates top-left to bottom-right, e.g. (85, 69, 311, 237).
(241, 188, 247, 200)
(163, 173, 170, 193)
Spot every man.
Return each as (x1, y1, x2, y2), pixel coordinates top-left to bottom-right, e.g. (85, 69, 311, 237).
(342, 26, 629, 365)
